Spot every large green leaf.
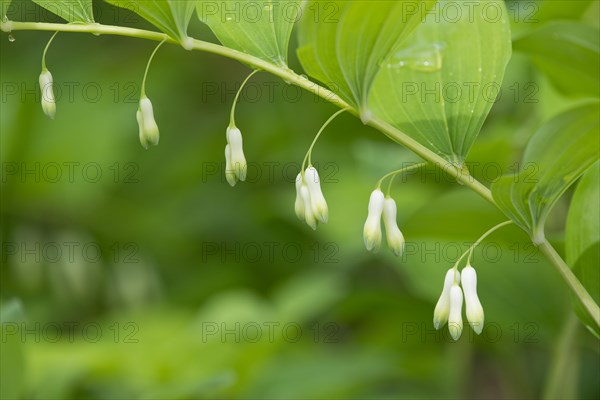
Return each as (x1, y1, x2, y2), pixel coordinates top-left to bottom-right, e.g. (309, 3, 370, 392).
(566, 163, 599, 266)
(513, 21, 600, 97)
(105, 0, 196, 48)
(297, 0, 436, 121)
(32, 0, 94, 23)
(196, 0, 300, 67)
(492, 103, 600, 243)
(370, 0, 512, 165)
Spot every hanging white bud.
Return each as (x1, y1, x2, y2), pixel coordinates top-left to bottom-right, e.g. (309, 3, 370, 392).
(382, 197, 405, 256)
(39, 68, 56, 119)
(363, 189, 385, 252)
(461, 265, 484, 335)
(300, 185, 317, 230)
(448, 284, 464, 341)
(137, 96, 159, 149)
(433, 268, 459, 330)
(303, 166, 328, 224)
(226, 127, 247, 182)
(294, 173, 306, 220)
(225, 144, 237, 187)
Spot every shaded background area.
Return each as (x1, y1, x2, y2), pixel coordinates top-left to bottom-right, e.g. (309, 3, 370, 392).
(1, 1, 599, 399)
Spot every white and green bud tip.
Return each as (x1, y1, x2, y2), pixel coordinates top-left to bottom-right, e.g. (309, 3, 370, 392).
(137, 96, 159, 149)
(448, 283, 464, 341)
(304, 166, 328, 224)
(39, 68, 56, 119)
(363, 189, 385, 252)
(224, 126, 247, 186)
(433, 268, 460, 330)
(382, 197, 405, 256)
(461, 265, 484, 334)
(294, 168, 328, 230)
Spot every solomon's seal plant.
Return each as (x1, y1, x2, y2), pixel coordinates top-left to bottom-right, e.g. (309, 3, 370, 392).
(2, 0, 599, 340)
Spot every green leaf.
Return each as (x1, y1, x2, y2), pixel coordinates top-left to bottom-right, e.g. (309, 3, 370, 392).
(369, 0, 512, 164)
(513, 21, 600, 97)
(297, 0, 436, 121)
(571, 244, 600, 338)
(105, 0, 196, 48)
(196, 0, 300, 67)
(32, 0, 94, 23)
(492, 102, 600, 242)
(566, 163, 599, 267)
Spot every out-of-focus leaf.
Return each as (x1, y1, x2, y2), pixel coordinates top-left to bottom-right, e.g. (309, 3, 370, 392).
(513, 21, 600, 97)
(196, 0, 301, 67)
(370, 0, 512, 165)
(566, 163, 599, 266)
(105, 0, 196, 47)
(492, 102, 600, 242)
(534, 0, 594, 23)
(32, 0, 94, 23)
(0, 299, 26, 400)
(297, 0, 435, 120)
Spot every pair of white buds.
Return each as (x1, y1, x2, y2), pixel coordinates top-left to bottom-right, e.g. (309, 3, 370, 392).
(39, 68, 56, 119)
(295, 167, 328, 230)
(225, 126, 247, 186)
(363, 189, 405, 256)
(433, 265, 484, 340)
(137, 96, 160, 149)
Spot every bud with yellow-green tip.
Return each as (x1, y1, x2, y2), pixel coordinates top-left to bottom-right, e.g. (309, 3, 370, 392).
(39, 68, 56, 119)
(137, 96, 159, 149)
(462, 264, 484, 335)
(363, 189, 385, 252)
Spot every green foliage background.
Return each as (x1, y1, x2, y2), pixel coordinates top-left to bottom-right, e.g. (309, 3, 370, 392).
(1, 1, 599, 399)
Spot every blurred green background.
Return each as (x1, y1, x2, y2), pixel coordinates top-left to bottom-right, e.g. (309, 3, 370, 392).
(1, 1, 599, 399)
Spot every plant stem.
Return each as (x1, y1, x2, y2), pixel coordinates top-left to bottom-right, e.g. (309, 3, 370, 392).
(141, 39, 166, 98)
(0, 21, 487, 200)
(229, 69, 260, 128)
(41, 31, 59, 69)
(538, 239, 600, 328)
(3, 20, 598, 330)
(451, 220, 513, 271)
(302, 108, 349, 170)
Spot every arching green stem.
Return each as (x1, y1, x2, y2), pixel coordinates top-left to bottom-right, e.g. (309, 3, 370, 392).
(41, 31, 59, 69)
(301, 108, 349, 171)
(141, 39, 166, 97)
(229, 69, 261, 128)
(375, 162, 427, 195)
(452, 220, 513, 272)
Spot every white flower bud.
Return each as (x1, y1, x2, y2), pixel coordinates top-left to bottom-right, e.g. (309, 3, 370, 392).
(39, 68, 56, 119)
(382, 197, 405, 256)
(448, 284, 464, 341)
(294, 173, 306, 220)
(462, 265, 484, 334)
(363, 189, 385, 252)
(138, 96, 159, 149)
(433, 268, 459, 330)
(304, 166, 328, 224)
(300, 185, 317, 230)
(225, 144, 237, 187)
(226, 127, 247, 182)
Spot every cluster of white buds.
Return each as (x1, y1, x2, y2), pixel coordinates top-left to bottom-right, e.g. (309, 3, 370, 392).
(38, 68, 56, 119)
(363, 189, 405, 256)
(136, 96, 160, 149)
(295, 166, 328, 230)
(224, 126, 247, 186)
(433, 265, 484, 340)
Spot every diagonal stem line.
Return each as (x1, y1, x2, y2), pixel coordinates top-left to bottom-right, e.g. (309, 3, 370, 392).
(3, 21, 598, 330)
